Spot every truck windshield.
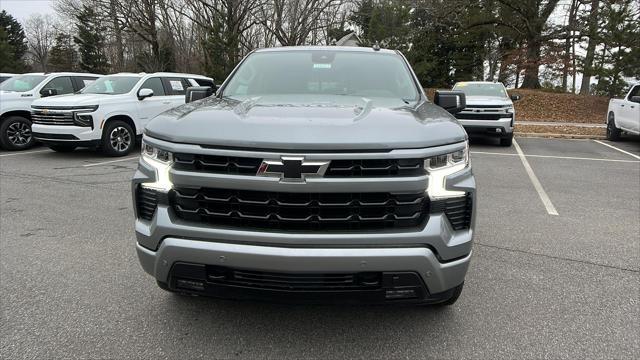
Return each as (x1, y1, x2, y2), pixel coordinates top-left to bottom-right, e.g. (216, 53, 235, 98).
(453, 83, 508, 98)
(223, 50, 419, 102)
(0, 75, 47, 92)
(82, 76, 140, 95)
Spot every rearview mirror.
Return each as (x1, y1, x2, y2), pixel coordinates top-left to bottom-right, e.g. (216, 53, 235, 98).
(631, 96, 640, 104)
(510, 94, 521, 101)
(185, 86, 213, 103)
(40, 88, 58, 97)
(434, 90, 466, 114)
(138, 88, 154, 100)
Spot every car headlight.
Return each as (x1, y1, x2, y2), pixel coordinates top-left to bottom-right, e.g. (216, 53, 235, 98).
(505, 106, 514, 114)
(425, 142, 469, 200)
(140, 140, 173, 192)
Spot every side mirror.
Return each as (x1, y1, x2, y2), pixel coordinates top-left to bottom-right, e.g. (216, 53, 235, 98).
(510, 94, 521, 101)
(434, 90, 466, 114)
(40, 88, 58, 97)
(138, 88, 154, 100)
(631, 96, 640, 104)
(185, 86, 213, 103)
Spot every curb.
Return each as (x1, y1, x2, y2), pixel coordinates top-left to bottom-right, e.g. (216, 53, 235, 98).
(515, 132, 607, 140)
(517, 121, 606, 128)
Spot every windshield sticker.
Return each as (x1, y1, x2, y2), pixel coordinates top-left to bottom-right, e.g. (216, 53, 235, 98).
(170, 80, 184, 91)
(313, 63, 332, 69)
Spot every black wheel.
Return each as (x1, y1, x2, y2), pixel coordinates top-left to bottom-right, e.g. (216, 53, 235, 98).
(500, 134, 513, 147)
(0, 116, 35, 150)
(606, 113, 621, 141)
(48, 145, 77, 153)
(434, 282, 464, 306)
(101, 120, 135, 157)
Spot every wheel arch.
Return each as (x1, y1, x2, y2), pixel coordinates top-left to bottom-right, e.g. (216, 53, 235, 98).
(104, 114, 137, 135)
(0, 110, 31, 124)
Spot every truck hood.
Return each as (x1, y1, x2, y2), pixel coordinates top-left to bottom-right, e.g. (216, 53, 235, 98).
(464, 96, 512, 107)
(145, 95, 467, 150)
(30, 93, 109, 107)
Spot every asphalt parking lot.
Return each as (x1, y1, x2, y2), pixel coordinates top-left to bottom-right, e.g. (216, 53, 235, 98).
(1, 137, 639, 359)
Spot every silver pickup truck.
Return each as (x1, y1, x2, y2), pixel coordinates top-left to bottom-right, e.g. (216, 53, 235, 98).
(132, 46, 476, 306)
(607, 84, 640, 140)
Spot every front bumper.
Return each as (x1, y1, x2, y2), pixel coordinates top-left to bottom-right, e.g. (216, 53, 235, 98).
(457, 117, 514, 137)
(32, 124, 101, 142)
(137, 238, 471, 302)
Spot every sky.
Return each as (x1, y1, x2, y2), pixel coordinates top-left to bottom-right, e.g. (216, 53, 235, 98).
(0, 0, 55, 23)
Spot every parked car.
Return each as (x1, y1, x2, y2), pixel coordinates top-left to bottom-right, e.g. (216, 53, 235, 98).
(0, 73, 17, 83)
(31, 72, 214, 156)
(451, 81, 520, 146)
(606, 83, 640, 140)
(0, 72, 101, 150)
(132, 46, 475, 306)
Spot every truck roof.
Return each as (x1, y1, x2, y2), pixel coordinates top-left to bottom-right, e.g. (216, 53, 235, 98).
(19, 72, 103, 77)
(254, 46, 398, 55)
(111, 72, 213, 80)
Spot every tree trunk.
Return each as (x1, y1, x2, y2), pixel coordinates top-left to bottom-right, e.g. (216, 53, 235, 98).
(562, 0, 578, 92)
(580, 0, 600, 95)
(110, 0, 124, 71)
(521, 38, 541, 89)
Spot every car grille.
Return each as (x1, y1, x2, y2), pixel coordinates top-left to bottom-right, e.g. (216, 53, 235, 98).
(31, 110, 75, 126)
(171, 187, 429, 231)
(204, 266, 383, 291)
(455, 113, 511, 121)
(173, 153, 425, 177)
(136, 187, 159, 221)
(431, 194, 473, 230)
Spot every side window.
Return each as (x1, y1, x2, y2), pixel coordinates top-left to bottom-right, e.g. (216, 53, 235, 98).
(139, 77, 165, 96)
(193, 78, 215, 88)
(628, 85, 640, 100)
(72, 76, 98, 92)
(42, 76, 74, 95)
(162, 77, 187, 96)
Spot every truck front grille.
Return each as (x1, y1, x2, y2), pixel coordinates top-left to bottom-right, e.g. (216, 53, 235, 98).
(205, 266, 382, 291)
(171, 187, 428, 231)
(32, 111, 75, 125)
(455, 113, 511, 121)
(172, 153, 425, 177)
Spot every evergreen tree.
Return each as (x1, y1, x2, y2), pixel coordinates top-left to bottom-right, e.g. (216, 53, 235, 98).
(73, 5, 110, 74)
(0, 10, 28, 72)
(48, 33, 78, 72)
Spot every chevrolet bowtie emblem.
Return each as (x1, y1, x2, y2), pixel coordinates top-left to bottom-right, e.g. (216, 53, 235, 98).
(257, 157, 329, 182)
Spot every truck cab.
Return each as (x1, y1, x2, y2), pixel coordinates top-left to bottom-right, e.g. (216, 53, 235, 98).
(607, 84, 640, 140)
(30, 72, 214, 156)
(0, 72, 101, 150)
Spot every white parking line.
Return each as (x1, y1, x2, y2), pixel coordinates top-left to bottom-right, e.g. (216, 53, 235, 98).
(512, 139, 559, 216)
(0, 149, 50, 157)
(593, 140, 640, 160)
(471, 151, 640, 163)
(83, 156, 139, 167)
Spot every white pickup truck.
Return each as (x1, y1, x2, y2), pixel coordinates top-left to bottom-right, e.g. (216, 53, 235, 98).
(607, 84, 640, 140)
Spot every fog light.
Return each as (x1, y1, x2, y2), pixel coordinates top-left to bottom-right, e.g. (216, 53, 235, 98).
(496, 128, 502, 133)
(385, 289, 417, 299)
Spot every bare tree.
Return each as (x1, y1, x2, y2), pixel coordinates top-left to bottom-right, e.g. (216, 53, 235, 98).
(24, 14, 56, 71)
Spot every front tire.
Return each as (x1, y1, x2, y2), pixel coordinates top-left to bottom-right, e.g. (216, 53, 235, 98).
(500, 133, 513, 147)
(0, 116, 35, 150)
(606, 113, 621, 141)
(101, 120, 135, 157)
(48, 145, 77, 153)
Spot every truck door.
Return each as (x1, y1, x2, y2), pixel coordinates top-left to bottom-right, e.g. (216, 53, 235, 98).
(621, 85, 640, 133)
(136, 77, 170, 129)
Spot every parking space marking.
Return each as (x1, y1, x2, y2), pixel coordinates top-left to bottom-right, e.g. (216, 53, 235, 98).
(471, 151, 640, 163)
(0, 149, 50, 157)
(593, 140, 640, 160)
(512, 139, 559, 216)
(83, 156, 139, 167)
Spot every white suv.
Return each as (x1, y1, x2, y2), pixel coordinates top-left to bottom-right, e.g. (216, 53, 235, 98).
(31, 72, 214, 156)
(0, 72, 101, 150)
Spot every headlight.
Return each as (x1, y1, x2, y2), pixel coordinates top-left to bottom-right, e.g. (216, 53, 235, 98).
(425, 142, 469, 200)
(505, 106, 514, 114)
(72, 105, 99, 127)
(140, 140, 173, 192)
